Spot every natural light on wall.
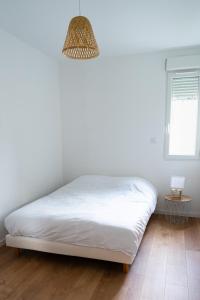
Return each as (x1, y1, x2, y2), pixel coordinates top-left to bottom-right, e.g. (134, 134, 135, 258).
(166, 70, 200, 158)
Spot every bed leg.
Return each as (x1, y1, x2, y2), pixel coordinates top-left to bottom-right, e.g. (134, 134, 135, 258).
(123, 264, 129, 273)
(15, 248, 21, 257)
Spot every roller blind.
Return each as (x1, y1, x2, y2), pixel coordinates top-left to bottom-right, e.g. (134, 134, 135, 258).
(165, 70, 200, 158)
(172, 75, 199, 101)
(166, 55, 200, 71)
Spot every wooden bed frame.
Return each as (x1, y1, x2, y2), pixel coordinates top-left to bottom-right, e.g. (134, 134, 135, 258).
(6, 234, 133, 273)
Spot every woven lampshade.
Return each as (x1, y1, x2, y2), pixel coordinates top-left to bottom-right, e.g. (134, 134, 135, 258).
(62, 16, 99, 59)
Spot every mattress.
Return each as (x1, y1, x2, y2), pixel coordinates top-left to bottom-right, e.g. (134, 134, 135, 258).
(4, 175, 157, 257)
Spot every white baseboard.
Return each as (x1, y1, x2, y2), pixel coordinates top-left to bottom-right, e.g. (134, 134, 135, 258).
(155, 209, 200, 219)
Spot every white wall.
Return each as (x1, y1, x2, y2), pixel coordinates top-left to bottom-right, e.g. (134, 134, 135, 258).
(0, 29, 63, 242)
(60, 47, 200, 217)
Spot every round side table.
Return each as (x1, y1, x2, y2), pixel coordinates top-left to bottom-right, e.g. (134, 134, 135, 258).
(164, 195, 192, 224)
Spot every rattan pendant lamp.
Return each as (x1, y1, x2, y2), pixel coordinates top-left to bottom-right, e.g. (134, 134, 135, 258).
(62, 0, 99, 59)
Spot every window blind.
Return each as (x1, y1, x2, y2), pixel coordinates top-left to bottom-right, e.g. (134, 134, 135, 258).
(172, 75, 199, 101)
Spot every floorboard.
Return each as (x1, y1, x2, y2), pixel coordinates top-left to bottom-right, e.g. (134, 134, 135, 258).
(0, 214, 199, 300)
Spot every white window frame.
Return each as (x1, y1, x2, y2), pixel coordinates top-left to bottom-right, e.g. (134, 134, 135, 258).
(165, 69, 200, 160)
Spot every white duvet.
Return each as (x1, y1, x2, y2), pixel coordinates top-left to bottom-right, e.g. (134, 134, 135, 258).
(5, 175, 157, 257)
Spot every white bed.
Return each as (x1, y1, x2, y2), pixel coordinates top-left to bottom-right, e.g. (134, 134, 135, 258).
(5, 175, 157, 272)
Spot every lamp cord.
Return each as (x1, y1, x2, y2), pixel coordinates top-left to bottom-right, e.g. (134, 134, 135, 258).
(79, 0, 81, 15)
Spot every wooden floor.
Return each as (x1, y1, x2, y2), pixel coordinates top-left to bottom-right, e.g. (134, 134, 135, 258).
(0, 214, 200, 300)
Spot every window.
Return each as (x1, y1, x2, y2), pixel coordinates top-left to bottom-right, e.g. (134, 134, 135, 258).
(165, 70, 200, 159)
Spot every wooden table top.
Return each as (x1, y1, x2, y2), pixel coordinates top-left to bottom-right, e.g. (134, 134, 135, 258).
(164, 195, 192, 202)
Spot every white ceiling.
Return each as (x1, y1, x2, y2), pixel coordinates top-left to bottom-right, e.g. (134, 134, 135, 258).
(0, 0, 200, 60)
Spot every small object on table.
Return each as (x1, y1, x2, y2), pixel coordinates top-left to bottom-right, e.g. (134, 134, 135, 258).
(170, 176, 185, 198)
(164, 194, 192, 224)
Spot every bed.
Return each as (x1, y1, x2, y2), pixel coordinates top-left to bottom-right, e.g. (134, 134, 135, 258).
(4, 175, 157, 272)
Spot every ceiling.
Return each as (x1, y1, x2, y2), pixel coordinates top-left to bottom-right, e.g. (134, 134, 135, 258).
(0, 0, 200, 60)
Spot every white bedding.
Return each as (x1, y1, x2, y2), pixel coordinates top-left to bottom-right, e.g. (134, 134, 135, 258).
(5, 175, 157, 257)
